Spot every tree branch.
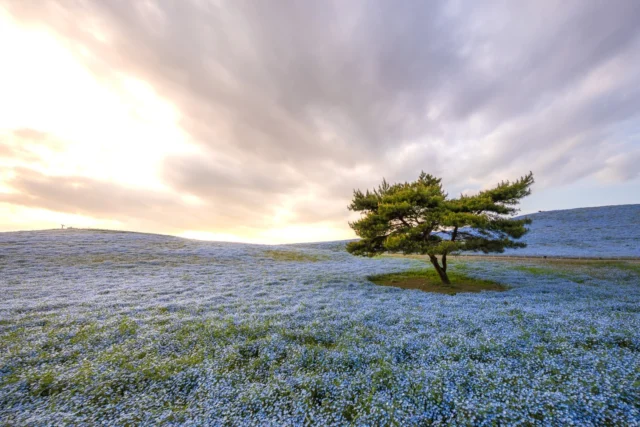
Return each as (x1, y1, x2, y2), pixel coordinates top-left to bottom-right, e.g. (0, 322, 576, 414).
(451, 226, 459, 242)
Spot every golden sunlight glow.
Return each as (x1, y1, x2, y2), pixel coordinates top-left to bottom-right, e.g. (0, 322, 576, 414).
(0, 11, 350, 243)
(0, 203, 122, 232)
(0, 11, 209, 235)
(179, 231, 260, 244)
(256, 223, 354, 244)
(0, 11, 193, 190)
(181, 223, 353, 245)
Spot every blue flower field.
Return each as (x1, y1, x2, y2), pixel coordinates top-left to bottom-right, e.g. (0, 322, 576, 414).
(1, 229, 639, 425)
(497, 204, 640, 258)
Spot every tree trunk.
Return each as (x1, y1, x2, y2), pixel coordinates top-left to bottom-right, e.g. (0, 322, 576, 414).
(428, 255, 451, 285)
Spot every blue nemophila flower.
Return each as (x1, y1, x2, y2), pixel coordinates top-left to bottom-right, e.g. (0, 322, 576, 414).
(0, 230, 638, 425)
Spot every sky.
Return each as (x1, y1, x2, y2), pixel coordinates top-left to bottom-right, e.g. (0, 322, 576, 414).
(1, 1, 639, 244)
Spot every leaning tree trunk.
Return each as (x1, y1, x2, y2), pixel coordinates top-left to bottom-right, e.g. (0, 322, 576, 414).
(428, 254, 451, 285)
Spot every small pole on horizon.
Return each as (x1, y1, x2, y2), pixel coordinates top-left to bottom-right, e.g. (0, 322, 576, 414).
(61, 224, 65, 230)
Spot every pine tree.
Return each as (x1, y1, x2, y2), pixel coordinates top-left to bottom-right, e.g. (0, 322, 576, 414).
(346, 172, 534, 284)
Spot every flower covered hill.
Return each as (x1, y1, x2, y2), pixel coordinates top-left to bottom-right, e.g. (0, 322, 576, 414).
(496, 204, 640, 258)
(293, 204, 640, 259)
(1, 228, 639, 425)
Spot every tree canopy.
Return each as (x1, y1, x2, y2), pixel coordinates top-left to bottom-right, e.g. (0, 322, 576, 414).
(346, 172, 534, 284)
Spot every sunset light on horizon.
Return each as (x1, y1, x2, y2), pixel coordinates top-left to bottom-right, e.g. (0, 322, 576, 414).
(1, 2, 639, 243)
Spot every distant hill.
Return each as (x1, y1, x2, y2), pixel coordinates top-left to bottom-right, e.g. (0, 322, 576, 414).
(495, 204, 640, 258)
(290, 204, 640, 259)
(2, 205, 638, 259)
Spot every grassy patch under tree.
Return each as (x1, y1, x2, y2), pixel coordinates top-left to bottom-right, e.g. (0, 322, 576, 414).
(368, 268, 507, 294)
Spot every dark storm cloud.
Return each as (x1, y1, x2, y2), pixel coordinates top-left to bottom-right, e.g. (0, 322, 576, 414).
(4, 0, 640, 232)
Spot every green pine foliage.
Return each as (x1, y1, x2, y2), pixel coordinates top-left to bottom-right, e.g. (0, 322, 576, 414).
(346, 172, 534, 284)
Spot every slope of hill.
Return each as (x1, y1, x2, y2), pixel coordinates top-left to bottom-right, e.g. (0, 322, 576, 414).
(496, 204, 640, 258)
(293, 204, 640, 258)
(1, 228, 639, 424)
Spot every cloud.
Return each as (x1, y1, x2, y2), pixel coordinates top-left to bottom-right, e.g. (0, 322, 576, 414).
(0, 166, 302, 232)
(1, 168, 196, 229)
(3, 1, 640, 239)
(598, 150, 640, 182)
(0, 128, 67, 164)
